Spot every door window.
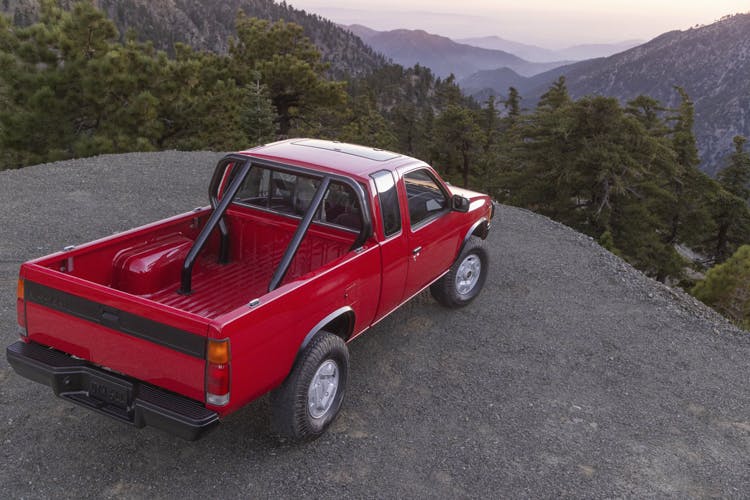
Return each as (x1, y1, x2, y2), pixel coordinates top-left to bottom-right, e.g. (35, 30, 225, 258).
(403, 169, 448, 228)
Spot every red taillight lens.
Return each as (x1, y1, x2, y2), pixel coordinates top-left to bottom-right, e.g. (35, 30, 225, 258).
(206, 338, 230, 406)
(207, 363, 229, 394)
(16, 279, 27, 334)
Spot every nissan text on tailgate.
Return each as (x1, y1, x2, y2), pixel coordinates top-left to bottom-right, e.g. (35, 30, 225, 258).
(7, 139, 494, 441)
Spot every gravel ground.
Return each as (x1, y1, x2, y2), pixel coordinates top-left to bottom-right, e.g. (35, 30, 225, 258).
(0, 151, 748, 499)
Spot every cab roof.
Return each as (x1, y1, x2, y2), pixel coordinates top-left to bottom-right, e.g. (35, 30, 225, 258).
(239, 138, 423, 180)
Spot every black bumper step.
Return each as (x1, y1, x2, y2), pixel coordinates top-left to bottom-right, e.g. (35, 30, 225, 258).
(6, 341, 218, 441)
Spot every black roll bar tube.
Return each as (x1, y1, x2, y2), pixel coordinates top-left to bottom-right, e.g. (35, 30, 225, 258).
(208, 154, 251, 264)
(268, 176, 331, 293)
(179, 156, 253, 295)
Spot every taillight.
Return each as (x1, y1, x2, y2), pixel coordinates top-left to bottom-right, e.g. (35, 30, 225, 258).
(17, 278, 27, 336)
(206, 338, 230, 406)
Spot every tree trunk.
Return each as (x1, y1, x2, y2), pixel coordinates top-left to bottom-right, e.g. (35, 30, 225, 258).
(715, 221, 730, 263)
(462, 148, 469, 188)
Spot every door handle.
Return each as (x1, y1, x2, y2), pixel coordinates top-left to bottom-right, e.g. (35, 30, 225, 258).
(412, 246, 422, 255)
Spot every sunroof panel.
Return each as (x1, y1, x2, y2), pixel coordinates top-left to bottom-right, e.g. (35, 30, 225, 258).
(293, 139, 400, 162)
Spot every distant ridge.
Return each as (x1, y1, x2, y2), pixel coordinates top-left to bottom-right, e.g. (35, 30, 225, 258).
(457, 36, 642, 62)
(345, 25, 567, 78)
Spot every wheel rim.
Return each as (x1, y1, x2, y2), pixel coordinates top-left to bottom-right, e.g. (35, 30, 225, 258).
(455, 254, 481, 296)
(307, 359, 339, 419)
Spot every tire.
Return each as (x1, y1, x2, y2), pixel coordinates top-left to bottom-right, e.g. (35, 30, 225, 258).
(270, 331, 349, 441)
(430, 236, 488, 308)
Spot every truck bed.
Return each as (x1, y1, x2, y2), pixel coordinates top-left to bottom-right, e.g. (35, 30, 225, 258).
(30, 205, 357, 320)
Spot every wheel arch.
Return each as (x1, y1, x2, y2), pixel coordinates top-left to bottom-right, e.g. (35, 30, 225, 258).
(298, 306, 355, 354)
(458, 217, 489, 256)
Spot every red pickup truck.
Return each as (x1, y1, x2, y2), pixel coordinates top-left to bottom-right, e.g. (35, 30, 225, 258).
(7, 139, 494, 441)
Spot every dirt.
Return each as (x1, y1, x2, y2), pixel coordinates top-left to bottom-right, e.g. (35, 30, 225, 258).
(0, 151, 748, 498)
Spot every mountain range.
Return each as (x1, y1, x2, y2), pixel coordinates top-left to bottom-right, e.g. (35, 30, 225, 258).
(460, 13, 750, 176)
(456, 36, 642, 62)
(345, 25, 566, 78)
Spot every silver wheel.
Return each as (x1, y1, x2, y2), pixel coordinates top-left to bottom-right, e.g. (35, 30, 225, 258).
(307, 360, 339, 419)
(455, 254, 481, 296)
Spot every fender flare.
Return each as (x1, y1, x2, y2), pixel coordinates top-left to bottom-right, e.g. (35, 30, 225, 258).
(298, 306, 355, 353)
(458, 217, 489, 256)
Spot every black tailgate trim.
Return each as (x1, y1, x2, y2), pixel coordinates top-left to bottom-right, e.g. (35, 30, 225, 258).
(24, 281, 206, 358)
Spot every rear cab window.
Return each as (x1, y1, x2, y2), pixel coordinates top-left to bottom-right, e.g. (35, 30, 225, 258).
(233, 164, 364, 232)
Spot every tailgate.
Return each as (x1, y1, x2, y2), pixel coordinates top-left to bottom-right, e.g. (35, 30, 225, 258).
(20, 263, 210, 403)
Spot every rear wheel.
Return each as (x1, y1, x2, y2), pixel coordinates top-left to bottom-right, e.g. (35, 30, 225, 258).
(270, 331, 349, 441)
(430, 236, 488, 308)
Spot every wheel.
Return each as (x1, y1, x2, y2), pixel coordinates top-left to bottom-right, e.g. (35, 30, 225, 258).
(270, 331, 349, 441)
(430, 236, 488, 308)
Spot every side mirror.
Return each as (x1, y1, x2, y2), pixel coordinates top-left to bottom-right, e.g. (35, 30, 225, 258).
(452, 194, 470, 212)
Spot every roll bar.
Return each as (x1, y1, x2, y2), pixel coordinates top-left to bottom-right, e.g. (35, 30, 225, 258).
(179, 154, 373, 295)
(179, 156, 251, 294)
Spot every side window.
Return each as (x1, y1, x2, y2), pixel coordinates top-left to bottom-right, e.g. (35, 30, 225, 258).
(403, 169, 448, 227)
(321, 181, 361, 231)
(371, 170, 401, 237)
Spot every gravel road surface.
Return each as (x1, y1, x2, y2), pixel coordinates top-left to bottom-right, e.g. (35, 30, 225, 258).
(1, 152, 748, 498)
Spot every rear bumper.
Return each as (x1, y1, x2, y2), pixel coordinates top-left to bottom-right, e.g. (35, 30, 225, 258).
(6, 340, 218, 441)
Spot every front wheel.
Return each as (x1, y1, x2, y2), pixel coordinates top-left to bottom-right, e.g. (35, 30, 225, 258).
(430, 236, 489, 308)
(270, 331, 349, 441)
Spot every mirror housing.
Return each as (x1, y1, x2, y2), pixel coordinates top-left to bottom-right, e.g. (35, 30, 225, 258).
(452, 194, 470, 212)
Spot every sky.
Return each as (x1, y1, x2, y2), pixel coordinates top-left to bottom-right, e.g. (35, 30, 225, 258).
(287, 0, 750, 47)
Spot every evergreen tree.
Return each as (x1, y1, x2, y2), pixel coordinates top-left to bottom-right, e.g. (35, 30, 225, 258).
(705, 136, 750, 263)
(228, 14, 345, 136)
(156, 43, 250, 150)
(717, 135, 750, 201)
(432, 104, 484, 187)
(242, 78, 277, 145)
(338, 91, 397, 150)
(692, 245, 750, 329)
(504, 86, 521, 119)
(538, 76, 570, 110)
(662, 86, 713, 257)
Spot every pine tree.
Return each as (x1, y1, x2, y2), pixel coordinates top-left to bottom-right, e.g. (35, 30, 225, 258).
(705, 136, 750, 263)
(692, 245, 750, 329)
(504, 86, 521, 119)
(538, 76, 570, 110)
(243, 78, 277, 145)
(717, 135, 750, 201)
(338, 91, 397, 150)
(432, 105, 484, 187)
(228, 14, 345, 136)
(662, 86, 713, 257)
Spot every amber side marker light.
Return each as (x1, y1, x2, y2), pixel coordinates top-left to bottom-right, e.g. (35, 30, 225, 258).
(17, 278, 27, 335)
(206, 338, 230, 406)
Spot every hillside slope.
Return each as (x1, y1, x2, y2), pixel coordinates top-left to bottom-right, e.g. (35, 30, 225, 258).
(0, 152, 747, 497)
(466, 14, 750, 175)
(1, 0, 387, 77)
